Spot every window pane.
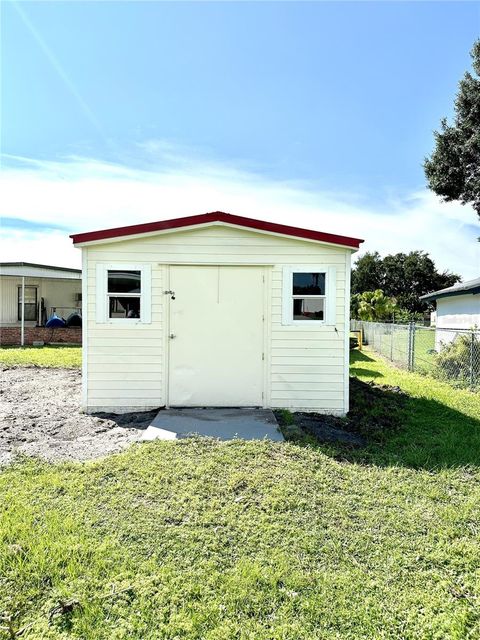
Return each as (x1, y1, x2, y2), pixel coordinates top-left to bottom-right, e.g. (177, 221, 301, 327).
(293, 298, 324, 320)
(18, 286, 37, 304)
(18, 287, 38, 321)
(292, 272, 325, 295)
(18, 304, 37, 321)
(109, 296, 141, 318)
(108, 270, 141, 293)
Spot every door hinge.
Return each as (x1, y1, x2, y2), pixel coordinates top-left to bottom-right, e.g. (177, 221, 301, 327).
(262, 352, 265, 361)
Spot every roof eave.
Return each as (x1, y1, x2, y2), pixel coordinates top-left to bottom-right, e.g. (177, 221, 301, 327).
(0, 261, 81, 274)
(70, 212, 364, 250)
(421, 287, 480, 302)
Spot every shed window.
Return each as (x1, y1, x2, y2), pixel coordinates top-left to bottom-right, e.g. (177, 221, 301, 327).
(96, 264, 151, 324)
(292, 272, 326, 321)
(282, 266, 336, 326)
(107, 270, 141, 319)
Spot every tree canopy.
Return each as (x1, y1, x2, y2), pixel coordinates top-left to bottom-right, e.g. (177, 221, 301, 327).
(424, 40, 480, 219)
(351, 251, 460, 313)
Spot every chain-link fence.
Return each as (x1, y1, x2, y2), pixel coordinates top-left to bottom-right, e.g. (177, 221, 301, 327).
(351, 320, 480, 391)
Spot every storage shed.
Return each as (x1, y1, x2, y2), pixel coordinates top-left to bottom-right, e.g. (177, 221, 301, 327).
(421, 277, 480, 349)
(71, 212, 363, 415)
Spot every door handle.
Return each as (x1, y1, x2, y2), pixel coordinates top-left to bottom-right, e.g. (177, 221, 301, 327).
(169, 333, 176, 339)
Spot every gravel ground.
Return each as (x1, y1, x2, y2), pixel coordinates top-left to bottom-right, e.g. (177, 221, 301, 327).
(0, 367, 158, 465)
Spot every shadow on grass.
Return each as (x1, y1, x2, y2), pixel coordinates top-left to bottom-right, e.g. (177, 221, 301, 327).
(349, 367, 384, 379)
(283, 371, 480, 470)
(349, 378, 480, 469)
(346, 378, 480, 469)
(350, 350, 375, 363)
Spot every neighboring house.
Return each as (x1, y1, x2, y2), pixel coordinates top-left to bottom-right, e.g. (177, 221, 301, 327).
(72, 211, 363, 416)
(421, 277, 480, 348)
(0, 262, 82, 345)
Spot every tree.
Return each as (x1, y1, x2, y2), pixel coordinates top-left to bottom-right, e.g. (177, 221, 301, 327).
(424, 40, 480, 219)
(351, 251, 460, 313)
(350, 251, 383, 294)
(351, 290, 397, 322)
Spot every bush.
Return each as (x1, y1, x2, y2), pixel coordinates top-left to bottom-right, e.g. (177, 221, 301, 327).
(433, 333, 480, 387)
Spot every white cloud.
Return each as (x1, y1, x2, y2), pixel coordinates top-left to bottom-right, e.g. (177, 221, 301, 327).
(1, 149, 479, 279)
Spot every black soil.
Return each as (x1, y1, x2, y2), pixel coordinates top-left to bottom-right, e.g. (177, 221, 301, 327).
(275, 377, 406, 447)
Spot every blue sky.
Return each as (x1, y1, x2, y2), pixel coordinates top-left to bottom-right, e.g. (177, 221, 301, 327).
(1, 1, 479, 276)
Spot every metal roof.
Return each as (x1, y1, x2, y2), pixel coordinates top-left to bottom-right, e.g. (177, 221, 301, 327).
(0, 262, 81, 279)
(70, 211, 364, 249)
(420, 277, 480, 302)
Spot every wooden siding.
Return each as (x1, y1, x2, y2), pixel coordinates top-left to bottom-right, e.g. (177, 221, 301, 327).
(84, 225, 350, 413)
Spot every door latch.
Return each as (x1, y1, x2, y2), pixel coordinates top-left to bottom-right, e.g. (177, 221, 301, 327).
(164, 290, 176, 300)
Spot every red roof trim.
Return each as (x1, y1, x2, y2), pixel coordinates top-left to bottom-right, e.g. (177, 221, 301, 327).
(70, 211, 364, 249)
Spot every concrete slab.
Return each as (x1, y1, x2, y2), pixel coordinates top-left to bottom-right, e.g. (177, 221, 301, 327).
(143, 408, 284, 442)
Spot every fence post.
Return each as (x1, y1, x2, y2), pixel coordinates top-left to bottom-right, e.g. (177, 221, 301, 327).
(390, 323, 394, 361)
(471, 330, 475, 390)
(408, 322, 416, 371)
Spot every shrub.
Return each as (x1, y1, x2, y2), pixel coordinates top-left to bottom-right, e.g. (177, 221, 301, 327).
(433, 332, 480, 387)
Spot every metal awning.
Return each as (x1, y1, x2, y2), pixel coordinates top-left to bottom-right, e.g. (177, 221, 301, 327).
(0, 262, 81, 280)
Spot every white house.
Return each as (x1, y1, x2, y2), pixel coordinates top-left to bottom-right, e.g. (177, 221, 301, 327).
(0, 262, 82, 328)
(71, 212, 363, 415)
(421, 277, 480, 348)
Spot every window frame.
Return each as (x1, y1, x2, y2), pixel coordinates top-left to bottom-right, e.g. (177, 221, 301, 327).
(17, 285, 38, 321)
(96, 264, 151, 324)
(107, 269, 142, 320)
(282, 266, 336, 326)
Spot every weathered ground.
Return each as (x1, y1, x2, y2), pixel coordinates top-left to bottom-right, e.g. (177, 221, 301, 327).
(0, 367, 157, 465)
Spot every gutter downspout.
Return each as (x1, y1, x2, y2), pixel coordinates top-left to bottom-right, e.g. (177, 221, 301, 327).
(21, 276, 25, 346)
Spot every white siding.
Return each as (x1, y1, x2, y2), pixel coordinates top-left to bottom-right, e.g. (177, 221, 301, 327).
(83, 224, 352, 414)
(0, 276, 82, 326)
(435, 294, 480, 349)
(436, 294, 480, 330)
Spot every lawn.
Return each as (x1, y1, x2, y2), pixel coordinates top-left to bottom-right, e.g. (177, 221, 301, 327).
(0, 346, 81, 368)
(1, 350, 480, 639)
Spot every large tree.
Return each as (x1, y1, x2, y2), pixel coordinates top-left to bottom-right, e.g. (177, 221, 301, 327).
(350, 251, 383, 294)
(351, 251, 460, 313)
(424, 40, 480, 219)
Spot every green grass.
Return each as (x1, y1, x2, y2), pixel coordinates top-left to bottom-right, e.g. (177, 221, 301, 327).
(1, 351, 480, 638)
(362, 326, 437, 373)
(350, 349, 480, 468)
(0, 346, 81, 368)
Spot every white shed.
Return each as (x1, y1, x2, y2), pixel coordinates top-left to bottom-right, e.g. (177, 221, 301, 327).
(421, 277, 480, 348)
(71, 212, 363, 416)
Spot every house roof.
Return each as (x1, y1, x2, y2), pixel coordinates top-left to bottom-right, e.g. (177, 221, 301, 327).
(70, 211, 364, 249)
(0, 262, 81, 280)
(420, 277, 480, 302)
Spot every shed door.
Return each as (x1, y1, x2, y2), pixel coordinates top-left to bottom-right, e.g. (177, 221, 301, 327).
(168, 266, 265, 407)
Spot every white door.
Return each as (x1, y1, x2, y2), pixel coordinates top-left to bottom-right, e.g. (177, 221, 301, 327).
(168, 266, 265, 407)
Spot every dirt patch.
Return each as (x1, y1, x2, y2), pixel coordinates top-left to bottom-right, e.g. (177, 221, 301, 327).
(275, 377, 406, 447)
(0, 367, 158, 465)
